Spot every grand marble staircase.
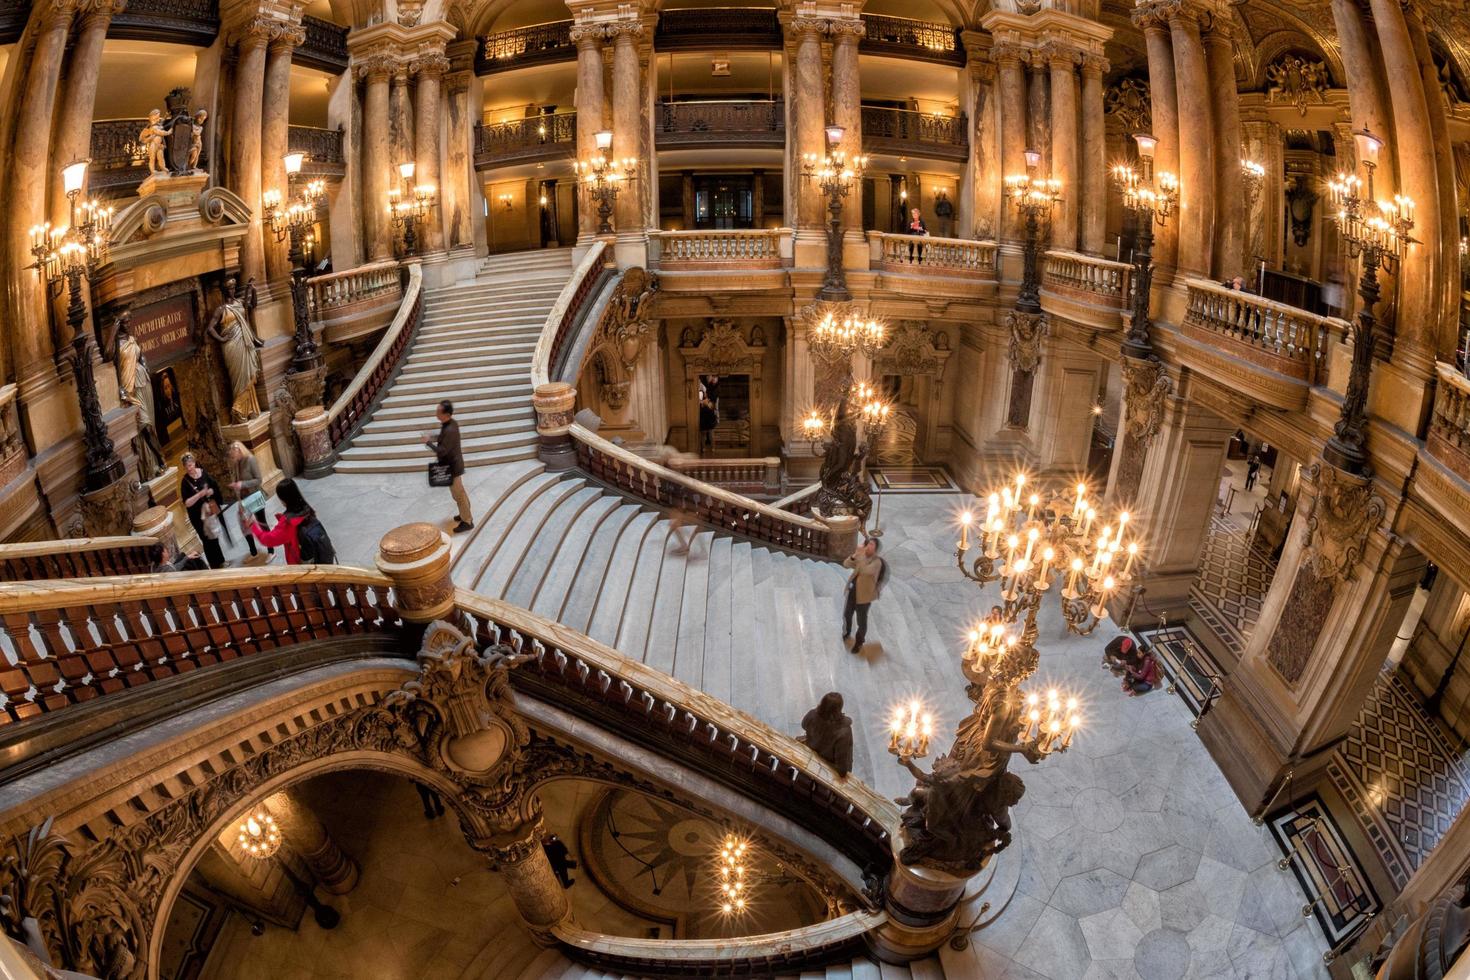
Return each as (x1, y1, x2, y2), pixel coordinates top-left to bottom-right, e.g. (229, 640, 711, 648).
(333, 249, 575, 474)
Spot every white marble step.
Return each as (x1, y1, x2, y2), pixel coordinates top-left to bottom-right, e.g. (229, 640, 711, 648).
(452, 471, 566, 589)
(518, 493, 626, 615)
(699, 535, 735, 703)
(352, 417, 533, 446)
(613, 518, 677, 660)
(477, 481, 600, 600)
(381, 365, 528, 395)
(365, 402, 534, 431)
(554, 504, 648, 633)
(583, 510, 660, 647)
(338, 428, 538, 461)
(402, 345, 536, 368)
(424, 292, 563, 318)
(335, 442, 539, 473)
(641, 527, 698, 677)
(379, 382, 535, 411)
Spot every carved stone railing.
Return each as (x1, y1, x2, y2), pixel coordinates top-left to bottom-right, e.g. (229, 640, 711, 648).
(296, 14, 349, 73)
(861, 107, 967, 161)
(868, 231, 997, 277)
(474, 112, 576, 169)
(288, 124, 345, 176)
(307, 260, 403, 344)
(1042, 250, 1133, 308)
(324, 261, 423, 448)
(1, 536, 159, 582)
(476, 20, 574, 74)
(110, 0, 217, 45)
(860, 14, 962, 65)
(1427, 363, 1470, 485)
(666, 455, 781, 495)
(656, 100, 784, 148)
(654, 7, 780, 49)
(0, 568, 402, 726)
(533, 240, 615, 385)
(648, 229, 790, 270)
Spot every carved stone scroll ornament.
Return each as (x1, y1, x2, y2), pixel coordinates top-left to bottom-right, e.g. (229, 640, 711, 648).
(1005, 311, 1047, 374)
(587, 268, 659, 409)
(1299, 462, 1386, 585)
(1120, 357, 1173, 447)
(872, 321, 951, 380)
(1264, 54, 1330, 117)
(1104, 77, 1152, 137)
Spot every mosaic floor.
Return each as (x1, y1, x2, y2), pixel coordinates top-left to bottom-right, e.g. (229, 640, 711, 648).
(1190, 515, 1277, 658)
(1330, 672, 1470, 891)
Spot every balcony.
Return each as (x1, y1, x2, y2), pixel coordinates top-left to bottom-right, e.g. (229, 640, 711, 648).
(1175, 278, 1348, 412)
(308, 260, 404, 344)
(476, 20, 574, 74)
(656, 100, 784, 150)
(649, 228, 790, 271)
(474, 112, 576, 169)
(859, 14, 964, 66)
(868, 231, 997, 278)
(1426, 363, 1470, 486)
(288, 125, 345, 177)
(861, 107, 967, 162)
(295, 14, 349, 74)
(1041, 250, 1133, 332)
(109, 0, 217, 46)
(88, 118, 150, 194)
(655, 7, 780, 50)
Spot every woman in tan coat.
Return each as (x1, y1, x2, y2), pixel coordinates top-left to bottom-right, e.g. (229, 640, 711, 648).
(842, 538, 884, 651)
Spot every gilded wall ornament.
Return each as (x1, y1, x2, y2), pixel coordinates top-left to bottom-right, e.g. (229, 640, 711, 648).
(1120, 358, 1173, 447)
(1005, 311, 1048, 374)
(1264, 54, 1330, 117)
(587, 268, 658, 412)
(873, 321, 950, 379)
(1104, 78, 1152, 137)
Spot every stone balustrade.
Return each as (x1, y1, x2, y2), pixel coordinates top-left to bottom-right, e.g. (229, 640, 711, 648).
(1180, 278, 1345, 386)
(1042, 249, 1133, 308)
(648, 229, 790, 270)
(869, 232, 998, 277)
(666, 454, 782, 495)
(0, 535, 159, 582)
(307, 260, 404, 342)
(1427, 363, 1470, 485)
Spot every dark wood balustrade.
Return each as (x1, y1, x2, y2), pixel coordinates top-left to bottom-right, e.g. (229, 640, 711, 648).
(476, 20, 574, 74)
(656, 100, 784, 148)
(296, 14, 349, 74)
(474, 113, 577, 169)
(861, 106, 968, 161)
(860, 13, 964, 65)
(1, 537, 158, 582)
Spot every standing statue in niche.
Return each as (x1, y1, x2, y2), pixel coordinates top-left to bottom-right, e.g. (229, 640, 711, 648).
(112, 313, 167, 480)
(205, 278, 264, 422)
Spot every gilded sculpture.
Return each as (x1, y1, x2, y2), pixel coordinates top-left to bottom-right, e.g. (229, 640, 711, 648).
(111, 313, 167, 480)
(137, 110, 170, 175)
(588, 268, 658, 413)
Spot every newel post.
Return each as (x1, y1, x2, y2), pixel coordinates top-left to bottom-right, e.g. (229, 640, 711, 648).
(533, 382, 578, 471)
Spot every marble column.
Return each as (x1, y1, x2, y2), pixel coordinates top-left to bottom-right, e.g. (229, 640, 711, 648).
(390, 65, 413, 175)
(961, 41, 999, 241)
(609, 20, 644, 237)
(571, 24, 606, 243)
(231, 22, 271, 285)
(1079, 54, 1108, 254)
(1203, 24, 1242, 281)
(1330, 0, 1397, 196)
(1026, 55, 1050, 175)
(486, 824, 571, 946)
(412, 50, 449, 255)
(830, 19, 864, 239)
(8, 0, 75, 387)
(1047, 46, 1079, 252)
(790, 15, 827, 233)
(1167, 6, 1214, 278)
(1404, 8, 1459, 362)
(266, 790, 360, 895)
(994, 44, 1029, 241)
(1135, 10, 1179, 269)
(443, 70, 475, 253)
(261, 29, 301, 286)
(50, 1, 122, 220)
(359, 58, 394, 262)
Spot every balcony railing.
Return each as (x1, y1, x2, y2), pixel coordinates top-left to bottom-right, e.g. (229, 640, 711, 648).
(655, 7, 780, 49)
(474, 112, 576, 169)
(868, 231, 997, 277)
(296, 14, 348, 74)
(1181, 279, 1344, 384)
(1043, 250, 1134, 308)
(288, 125, 345, 168)
(110, 0, 218, 46)
(861, 106, 967, 161)
(1427, 363, 1470, 485)
(307, 261, 404, 344)
(88, 118, 149, 192)
(656, 100, 784, 148)
(476, 20, 574, 74)
(1, 536, 159, 582)
(666, 454, 782, 495)
(648, 229, 790, 270)
(859, 13, 963, 66)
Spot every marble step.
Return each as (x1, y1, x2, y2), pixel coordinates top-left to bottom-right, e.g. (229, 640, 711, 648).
(351, 417, 535, 446)
(554, 504, 649, 633)
(452, 470, 567, 588)
(366, 402, 534, 430)
(402, 344, 536, 368)
(380, 382, 534, 411)
(477, 480, 600, 600)
(613, 518, 677, 660)
(516, 493, 626, 614)
(641, 526, 699, 678)
(699, 535, 735, 703)
(337, 428, 538, 461)
(583, 510, 660, 647)
(334, 442, 539, 473)
(423, 292, 563, 318)
(414, 323, 544, 343)
(382, 364, 528, 394)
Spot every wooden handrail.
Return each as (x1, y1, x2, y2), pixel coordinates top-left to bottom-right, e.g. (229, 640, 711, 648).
(326, 261, 424, 446)
(1, 536, 160, 582)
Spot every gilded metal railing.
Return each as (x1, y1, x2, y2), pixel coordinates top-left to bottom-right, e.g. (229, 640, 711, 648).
(1042, 250, 1134, 308)
(476, 20, 574, 73)
(474, 113, 577, 168)
(654, 7, 780, 48)
(648, 229, 789, 269)
(656, 100, 784, 147)
(869, 231, 997, 277)
(861, 106, 967, 160)
(297, 14, 348, 73)
(287, 124, 345, 166)
(860, 13, 962, 65)
(1181, 278, 1346, 383)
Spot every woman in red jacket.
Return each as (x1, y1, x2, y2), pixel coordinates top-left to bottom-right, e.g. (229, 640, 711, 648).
(243, 479, 316, 564)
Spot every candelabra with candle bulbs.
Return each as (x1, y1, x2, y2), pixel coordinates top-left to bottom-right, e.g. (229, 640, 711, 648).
(263, 152, 327, 374)
(1004, 149, 1062, 314)
(235, 806, 341, 929)
(573, 130, 637, 236)
(806, 304, 886, 363)
(887, 700, 935, 759)
(29, 160, 125, 492)
(802, 125, 867, 301)
(1111, 133, 1179, 359)
(387, 161, 436, 258)
(1323, 128, 1416, 475)
(714, 834, 751, 915)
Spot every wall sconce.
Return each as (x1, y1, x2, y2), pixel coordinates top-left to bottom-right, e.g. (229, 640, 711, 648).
(498, 193, 514, 211)
(538, 193, 548, 207)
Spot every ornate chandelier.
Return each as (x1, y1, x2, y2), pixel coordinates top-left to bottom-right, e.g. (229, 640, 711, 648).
(236, 809, 282, 859)
(807, 305, 886, 361)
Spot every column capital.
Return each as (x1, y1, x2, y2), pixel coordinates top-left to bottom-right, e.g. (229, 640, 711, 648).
(1080, 52, 1109, 77)
(568, 23, 606, 47)
(828, 17, 865, 42)
(411, 49, 451, 76)
(34, 0, 80, 31)
(1130, 0, 1176, 31)
(445, 69, 472, 95)
(354, 53, 397, 81)
(1040, 41, 1080, 71)
(267, 23, 306, 53)
(970, 57, 997, 83)
(78, 0, 126, 26)
(990, 40, 1030, 68)
(392, 61, 411, 83)
(232, 16, 282, 48)
(605, 18, 644, 43)
(786, 14, 829, 39)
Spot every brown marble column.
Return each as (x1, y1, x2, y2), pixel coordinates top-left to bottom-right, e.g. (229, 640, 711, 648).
(571, 24, 606, 242)
(790, 14, 827, 233)
(1168, 6, 1214, 277)
(1079, 54, 1108, 254)
(1047, 45, 1079, 252)
(830, 18, 864, 237)
(1404, 7, 1459, 362)
(231, 22, 271, 285)
(1134, 9, 1178, 270)
(50, 1, 122, 221)
(261, 28, 301, 285)
(1026, 54, 1050, 174)
(360, 57, 394, 262)
(442, 70, 474, 253)
(609, 20, 644, 236)
(961, 37, 999, 241)
(1203, 24, 1242, 281)
(1330, 0, 1397, 193)
(265, 791, 360, 895)
(994, 43, 1029, 241)
(413, 49, 449, 255)
(390, 65, 413, 176)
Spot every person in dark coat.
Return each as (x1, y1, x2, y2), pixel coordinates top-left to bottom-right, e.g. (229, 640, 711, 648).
(424, 399, 473, 533)
(799, 692, 855, 778)
(906, 207, 929, 262)
(180, 452, 227, 569)
(698, 377, 719, 454)
(543, 834, 578, 888)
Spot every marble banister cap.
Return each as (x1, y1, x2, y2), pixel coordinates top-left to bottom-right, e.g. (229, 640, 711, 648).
(377, 522, 444, 564)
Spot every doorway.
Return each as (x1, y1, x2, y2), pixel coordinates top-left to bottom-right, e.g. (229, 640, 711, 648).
(694, 177, 753, 229)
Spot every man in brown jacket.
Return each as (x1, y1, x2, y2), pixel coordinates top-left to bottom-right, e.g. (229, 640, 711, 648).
(842, 538, 884, 651)
(424, 400, 473, 533)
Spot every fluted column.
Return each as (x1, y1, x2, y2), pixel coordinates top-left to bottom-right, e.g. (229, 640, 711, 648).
(571, 24, 606, 242)
(1168, 6, 1213, 277)
(790, 15, 827, 233)
(994, 43, 1029, 241)
(50, 1, 123, 221)
(1079, 54, 1108, 254)
(412, 49, 449, 255)
(609, 20, 644, 237)
(1203, 23, 1242, 280)
(359, 57, 394, 261)
(231, 21, 271, 285)
(261, 28, 301, 285)
(830, 18, 864, 239)
(1134, 9, 1178, 269)
(1047, 45, 1079, 252)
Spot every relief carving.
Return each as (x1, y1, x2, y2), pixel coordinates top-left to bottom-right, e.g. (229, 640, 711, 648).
(586, 269, 658, 416)
(1104, 77, 1152, 137)
(873, 321, 951, 380)
(1300, 462, 1386, 585)
(1264, 54, 1330, 117)
(1121, 358, 1173, 447)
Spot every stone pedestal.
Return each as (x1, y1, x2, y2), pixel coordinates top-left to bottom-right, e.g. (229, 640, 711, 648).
(533, 383, 577, 471)
(144, 465, 200, 555)
(131, 505, 176, 554)
(821, 513, 861, 559)
(285, 365, 327, 415)
(868, 860, 971, 963)
(292, 406, 335, 479)
(220, 412, 284, 496)
(80, 478, 134, 537)
(376, 523, 456, 624)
